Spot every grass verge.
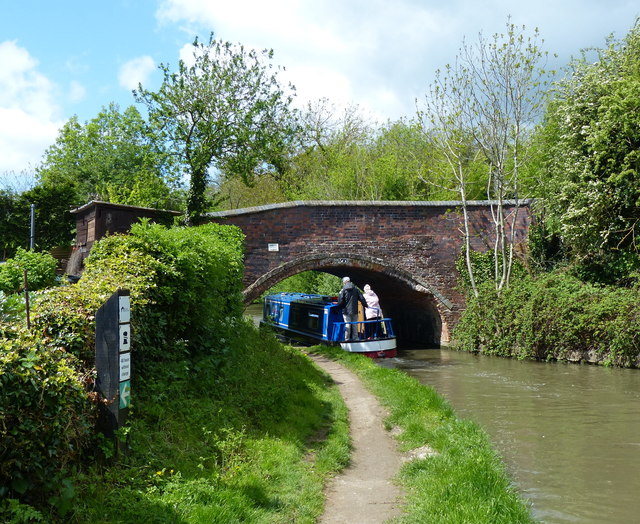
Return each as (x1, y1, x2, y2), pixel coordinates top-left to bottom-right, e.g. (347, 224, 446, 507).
(308, 345, 535, 524)
(64, 322, 350, 523)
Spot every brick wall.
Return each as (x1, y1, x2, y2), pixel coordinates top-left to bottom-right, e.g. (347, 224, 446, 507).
(206, 200, 533, 345)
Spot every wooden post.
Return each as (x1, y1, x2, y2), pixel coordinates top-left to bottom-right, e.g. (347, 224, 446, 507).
(95, 289, 131, 443)
(23, 270, 30, 330)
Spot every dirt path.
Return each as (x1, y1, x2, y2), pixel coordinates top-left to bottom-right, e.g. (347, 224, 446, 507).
(309, 354, 405, 523)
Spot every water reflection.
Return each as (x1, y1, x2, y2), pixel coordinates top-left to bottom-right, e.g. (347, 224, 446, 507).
(384, 348, 640, 524)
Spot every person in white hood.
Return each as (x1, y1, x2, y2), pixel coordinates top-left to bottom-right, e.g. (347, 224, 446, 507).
(363, 284, 383, 338)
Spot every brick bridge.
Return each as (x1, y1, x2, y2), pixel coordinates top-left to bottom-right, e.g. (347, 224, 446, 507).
(205, 200, 533, 347)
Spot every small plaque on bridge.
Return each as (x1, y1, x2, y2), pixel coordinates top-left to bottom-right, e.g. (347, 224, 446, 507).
(268, 243, 279, 252)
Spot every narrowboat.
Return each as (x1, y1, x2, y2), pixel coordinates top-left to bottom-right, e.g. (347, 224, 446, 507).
(262, 292, 397, 358)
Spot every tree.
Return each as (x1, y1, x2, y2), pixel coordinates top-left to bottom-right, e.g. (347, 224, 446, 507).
(0, 184, 76, 259)
(419, 18, 550, 294)
(36, 104, 181, 209)
(282, 100, 437, 201)
(135, 35, 297, 223)
(540, 19, 640, 283)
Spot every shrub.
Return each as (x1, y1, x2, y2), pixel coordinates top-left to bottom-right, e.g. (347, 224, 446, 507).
(0, 338, 94, 502)
(0, 248, 58, 294)
(0, 292, 25, 337)
(84, 221, 244, 362)
(454, 270, 640, 366)
(1, 220, 246, 512)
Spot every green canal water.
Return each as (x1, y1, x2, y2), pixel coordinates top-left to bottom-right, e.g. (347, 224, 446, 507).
(382, 348, 640, 524)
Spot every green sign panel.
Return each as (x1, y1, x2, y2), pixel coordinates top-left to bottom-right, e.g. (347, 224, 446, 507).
(119, 380, 131, 409)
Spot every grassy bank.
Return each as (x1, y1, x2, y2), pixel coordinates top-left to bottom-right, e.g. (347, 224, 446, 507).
(62, 323, 350, 523)
(308, 345, 534, 524)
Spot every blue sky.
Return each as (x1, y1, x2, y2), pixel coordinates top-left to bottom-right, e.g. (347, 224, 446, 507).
(1, 0, 639, 188)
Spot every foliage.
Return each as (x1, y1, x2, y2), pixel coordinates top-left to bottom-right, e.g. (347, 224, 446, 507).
(84, 221, 244, 365)
(526, 217, 566, 273)
(0, 291, 25, 329)
(539, 18, 640, 283)
(30, 221, 245, 369)
(210, 172, 288, 210)
(309, 345, 534, 523)
(455, 249, 498, 293)
(0, 248, 58, 294)
(420, 18, 551, 294)
(454, 271, 640, 367)
(282, 101, 440, 201)
(66, 323, 350, 523)
(0, 184, 75, 259)
(135, 34, 297, 223)
(265, 270, 341, 297)
(1, 220, 245, 515)
(36, 104, 181, 209)
(0, 338, 94, 506)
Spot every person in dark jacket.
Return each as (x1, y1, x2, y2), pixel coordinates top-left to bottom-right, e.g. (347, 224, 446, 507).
(337, 276, 367, 340)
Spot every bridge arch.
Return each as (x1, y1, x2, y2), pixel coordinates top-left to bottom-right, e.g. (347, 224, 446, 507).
(244, 252, 452, 347)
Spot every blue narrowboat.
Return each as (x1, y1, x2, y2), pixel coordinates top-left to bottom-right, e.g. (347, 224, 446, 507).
(262, 292, 397, 358)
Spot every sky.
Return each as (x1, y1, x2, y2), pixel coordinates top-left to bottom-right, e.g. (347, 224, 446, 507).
(1, 0, 638, 189)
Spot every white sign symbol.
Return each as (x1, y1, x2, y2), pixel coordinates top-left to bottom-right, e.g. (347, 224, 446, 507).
(119, 381, 131, 409)
(119, 324, 131, 352)
(119, 296, 131, 323)
(119, 352, 131, 381)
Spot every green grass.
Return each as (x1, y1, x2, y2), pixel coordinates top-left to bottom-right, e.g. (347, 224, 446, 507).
(308, 345, 535, 524)
(65, 322, 350, 523)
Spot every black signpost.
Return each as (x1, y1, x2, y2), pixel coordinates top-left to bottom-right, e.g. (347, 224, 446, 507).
(95, 289, 131, 439)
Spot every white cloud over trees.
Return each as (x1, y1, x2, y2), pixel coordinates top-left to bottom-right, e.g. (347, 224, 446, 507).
(0, 41, 64, 175)
(118, 56, 156, 91)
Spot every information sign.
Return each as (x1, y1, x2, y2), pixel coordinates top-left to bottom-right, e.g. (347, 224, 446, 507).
(119, 324, 131, 352)
(119, 295, 130, 323)
(119, 352, 131, 381)
(119, 380, 131, 409)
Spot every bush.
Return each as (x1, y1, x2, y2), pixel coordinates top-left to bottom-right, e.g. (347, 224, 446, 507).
(454, 271, 640, 366)
(84, 221, 245, 365)
(0, 338, 94, 502)
(1, 220, 246, 512)
(0, 292, 25, 337)
(0, 248, 58, 294)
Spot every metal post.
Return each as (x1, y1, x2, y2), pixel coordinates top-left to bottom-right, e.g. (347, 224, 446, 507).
(29, 204, 35, 250)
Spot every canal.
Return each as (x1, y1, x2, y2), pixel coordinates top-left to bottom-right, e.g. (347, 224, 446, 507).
(245, 305, 640, 522)
(381, 348, 640, 524)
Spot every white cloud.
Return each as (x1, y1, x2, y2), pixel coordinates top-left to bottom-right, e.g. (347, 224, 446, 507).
(0, 40, 64, 174)
(156, 0, 640, 123)
(68, 80, 86, 102)
(155, 0, 457, 121)
(118, 55, 156, 91)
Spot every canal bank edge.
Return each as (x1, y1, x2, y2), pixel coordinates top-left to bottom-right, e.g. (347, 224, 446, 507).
(306, 345, 534, 524)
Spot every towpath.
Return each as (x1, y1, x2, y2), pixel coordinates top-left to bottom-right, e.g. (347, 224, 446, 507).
(309, 354, 405, 523)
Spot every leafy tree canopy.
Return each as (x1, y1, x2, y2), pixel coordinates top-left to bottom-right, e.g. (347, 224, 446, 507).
(135, 34, 298, 223)
(0, 183, 76, 258)
(540, 18, 640, 283)
(36, 103, 181, 210)
(280, 100, 443, 201)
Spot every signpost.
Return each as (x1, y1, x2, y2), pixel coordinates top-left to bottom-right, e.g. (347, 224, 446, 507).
(95, 289, 131, 439)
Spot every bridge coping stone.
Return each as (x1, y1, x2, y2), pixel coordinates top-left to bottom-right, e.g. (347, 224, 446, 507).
(205, 199, 534, 218)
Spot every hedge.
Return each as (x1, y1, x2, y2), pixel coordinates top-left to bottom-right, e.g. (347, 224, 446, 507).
(454, 271, 640, 367)
(0, 221, 245, 507)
